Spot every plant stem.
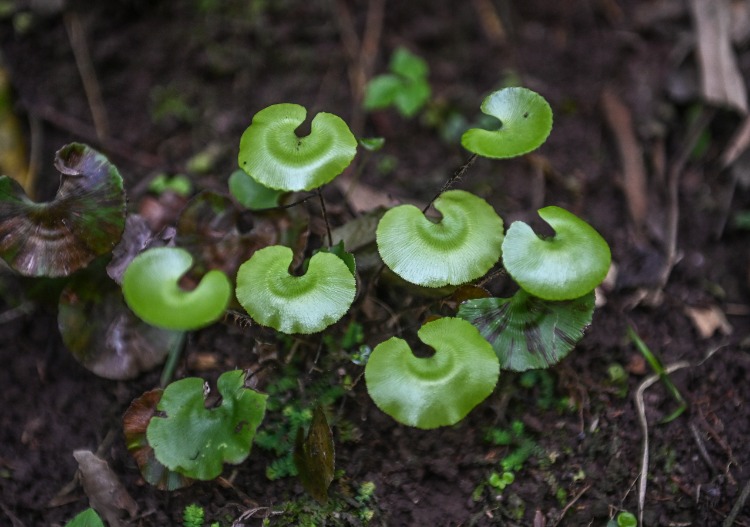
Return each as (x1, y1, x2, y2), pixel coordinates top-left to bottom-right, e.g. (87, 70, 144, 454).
(423, 153, 478, 213)
(317, 188, 333, 246)
(160, 332, 187, 387)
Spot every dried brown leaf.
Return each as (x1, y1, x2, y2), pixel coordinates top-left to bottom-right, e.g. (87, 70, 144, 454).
(689, 0, 748, 113)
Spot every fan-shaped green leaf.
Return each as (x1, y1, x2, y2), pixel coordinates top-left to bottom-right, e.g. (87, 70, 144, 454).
(0, 143, 125, 277)
(236, 245, 356, 334)
(238, 103, 357, 191)
(502, 206, 610, 300)
(365, 317, 499, 429)
(461, 87, 553, 159)
(376, 190, 503, 287)
(122, 247, 232, 330)
(457, 289, 595, 371)
(146, 370, 267, 481)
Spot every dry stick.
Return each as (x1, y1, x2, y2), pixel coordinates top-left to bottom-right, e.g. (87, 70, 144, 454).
(551, 483, 591, 527)
(423, 153, 478, 213)
(655, 108, 716, 291)
(64, 12, 110, 142)
(636, 361, 691, 527)
(723, 477, 750, 527)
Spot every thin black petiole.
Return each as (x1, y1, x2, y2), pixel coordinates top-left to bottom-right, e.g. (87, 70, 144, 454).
(317, 187, 333, 247)
(423, 153, 478, 213)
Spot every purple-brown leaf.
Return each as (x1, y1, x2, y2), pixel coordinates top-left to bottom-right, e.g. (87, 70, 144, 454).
(0, 143, 126, 277)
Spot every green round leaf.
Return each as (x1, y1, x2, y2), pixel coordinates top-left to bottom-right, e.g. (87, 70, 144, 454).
(502, 206, 611, 300)
(238, 103, 357, 191)
(236, 245, 356, 334)
(122, 247, 232, 330)
(376, 190, 504, 287)
(461, 87, 553, 159)
(147, 370, 267, 481)
(365, 317, 499, 429)
(228, 169, 284, 210)
(0, 143, 126, 277)
(457, 289, 595, 371)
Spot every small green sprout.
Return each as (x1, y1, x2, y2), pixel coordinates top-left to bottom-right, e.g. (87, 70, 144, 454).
(365, 317, 499, 429)
(502, 206, 611, 300)
(236, 245, 356, 334)
(238, 103, 357, 191)
(461, 87, 553, 159)
(147, 370, 267, 480)
(608, 511, 637, 527)
(488, 471, 515, 491)
(363, 47, 431, 117)
(628, 325, 687, 423)
(376, 190, 504, 287)
(0, 143, 126, 277)
(148, 173, 193, 197)
(183, 504, 205, 527)
(122, 247, 232, 330)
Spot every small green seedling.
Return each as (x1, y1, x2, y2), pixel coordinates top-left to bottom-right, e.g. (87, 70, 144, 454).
(365, 317, 499, 429)
(628, 325, 687, 423)
(183, 504, 205, 527)
(122, 247, 233, 330)
(363, 47, 431, 117)
(146, 370, 267, 480)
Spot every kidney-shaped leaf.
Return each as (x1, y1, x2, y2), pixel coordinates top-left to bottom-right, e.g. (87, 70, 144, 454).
(376, 190, 503, 287)
(458, 289, 595, 371)
(0, 143, 126, 277)
(59, 267, 183, 380)
(365, 317, 499, 429)
(238, 103, 357, 192)
(461, 87, 553, 159)
(146, 370, 268, 481)
(122, 247, 232, 330)
(502, 206, 611, 300)
(236, 245, 356, 334)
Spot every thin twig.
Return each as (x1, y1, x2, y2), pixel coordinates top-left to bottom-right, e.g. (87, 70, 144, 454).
(551, 483, 591, 527)
(636, 361, 691, 527)
(655, 108, 715, 291)
(688, 421, 719, 474)
(64, 12, 110, 142)
(723, 477, 750, 527)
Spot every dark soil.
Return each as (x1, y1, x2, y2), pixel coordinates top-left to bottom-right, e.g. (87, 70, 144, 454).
(2, 1, 750, 526)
